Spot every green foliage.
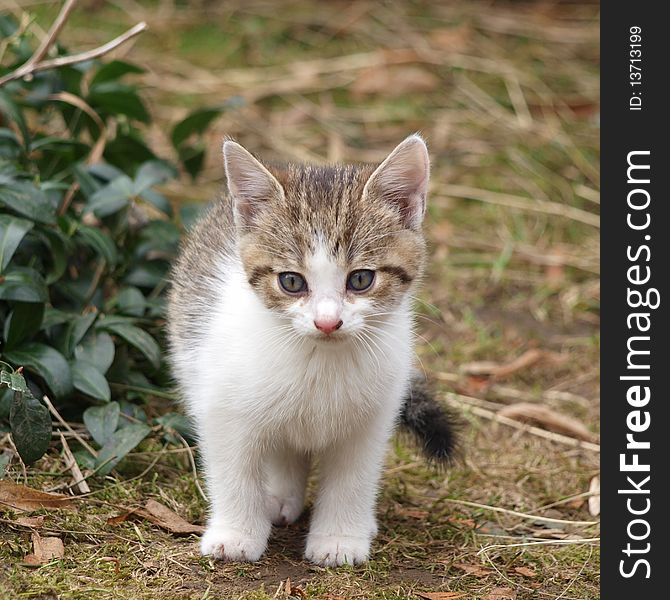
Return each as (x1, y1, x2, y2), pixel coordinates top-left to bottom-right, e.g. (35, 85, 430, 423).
(0, 14, 222, 467)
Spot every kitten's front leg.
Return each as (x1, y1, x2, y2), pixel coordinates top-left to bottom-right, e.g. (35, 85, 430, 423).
(199, 418, 271, 562)
(305, 423, 389, 567)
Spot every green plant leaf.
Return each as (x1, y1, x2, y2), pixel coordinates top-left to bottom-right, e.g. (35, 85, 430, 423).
(87, 175, 133, 217)
(0, 266, 48, 302)
(0, 366, 31, 395)
(55, 312, 98, 358)
(9, 391, 52, 464)
(88, 83, 150, 123)
(155, 412, 193, 444)
(177, 143, 206, 180)
(95, 422, 150, 475)
(0, 180, 56, 224)
(115, 286, 146, 317)
(72, 360, 111, 402)
(41, 307, 73, 330)
(134, 160, 177, 190)
(75, 331, 115, 374)
(0, 89, 29, 148)
(83, 401, 120, 446)
(3, 342, 73, 398)
(97, 320, 161, 369)
(0, 214, 33, 271)
(3, 302, 44, 351)
(171, 108, 221, 148)
(76, 225, 117, 265)
(39, 227, 69, 284)
(90, 60, 144, 87)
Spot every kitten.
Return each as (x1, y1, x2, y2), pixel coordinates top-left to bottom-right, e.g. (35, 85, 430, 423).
(167, 135, 455, 566)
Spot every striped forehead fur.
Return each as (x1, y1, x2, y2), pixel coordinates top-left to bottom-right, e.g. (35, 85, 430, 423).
(235, 158, 426, 310)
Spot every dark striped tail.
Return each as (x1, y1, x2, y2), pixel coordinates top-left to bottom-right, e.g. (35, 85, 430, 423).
(399, 374, 458, 462)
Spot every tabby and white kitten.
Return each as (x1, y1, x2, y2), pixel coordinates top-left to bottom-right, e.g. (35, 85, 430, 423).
(167, 135, 454, 566)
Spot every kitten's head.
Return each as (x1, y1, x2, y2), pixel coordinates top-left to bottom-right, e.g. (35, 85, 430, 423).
(224, 135, 429, 341)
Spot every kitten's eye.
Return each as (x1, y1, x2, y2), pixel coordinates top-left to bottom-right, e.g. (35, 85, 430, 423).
(347, 269, 375, 292)
(278, 272, 307, 294)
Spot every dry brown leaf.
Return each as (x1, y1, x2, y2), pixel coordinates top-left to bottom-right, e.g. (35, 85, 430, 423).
(513, 566, 536, 578)
(588, 475, 600, 516)
(15, 515, 45, 528)
(23, 532, 64, 565)
(351, 66, 439, 98)
(0, 481, 73, 512)
(144, 499, 205, 534)
(416, 593, 466, 600)
(446, 516, 476, 529)
(453, 562, 493, 576)
(498, 402, 597, 442)
(107, 500, 205, 535)
(483, 588, 517, 600)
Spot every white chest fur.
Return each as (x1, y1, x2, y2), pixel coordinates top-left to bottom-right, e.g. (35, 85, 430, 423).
(181, 262, 414, 452)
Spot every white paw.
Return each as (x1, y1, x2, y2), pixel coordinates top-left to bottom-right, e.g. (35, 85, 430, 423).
(304, 534, 371, 567)
(266, 494, 304, 526)
(200, 526, 267, 562)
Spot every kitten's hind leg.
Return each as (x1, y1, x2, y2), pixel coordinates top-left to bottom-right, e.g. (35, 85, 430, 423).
(265, 447, 310, 526)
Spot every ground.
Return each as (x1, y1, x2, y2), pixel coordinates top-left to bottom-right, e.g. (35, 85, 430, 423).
(1, 1, 599, 598)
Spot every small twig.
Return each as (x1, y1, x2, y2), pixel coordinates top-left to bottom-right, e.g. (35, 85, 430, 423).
(439, 497, 599, 527)
(0, 21, 147, 87)
(445, 392, 600, 453)
(175, 432, 207, 503)
(437, 184, 600, 228)
(7, 435, 27, 484)
(477, 537, 600, 555)
(59, 432, 90, 494)
(4, 0, 78, 84)
(43, 395, 98, 458)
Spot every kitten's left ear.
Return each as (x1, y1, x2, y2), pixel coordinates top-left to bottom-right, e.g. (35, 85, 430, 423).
(363, 134, 430, 230)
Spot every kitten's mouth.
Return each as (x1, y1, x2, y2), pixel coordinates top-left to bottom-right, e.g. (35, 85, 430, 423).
(314, 331, 346, 343)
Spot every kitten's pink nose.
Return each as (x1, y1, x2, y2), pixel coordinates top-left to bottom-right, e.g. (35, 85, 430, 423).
(314, 318, 343, 335)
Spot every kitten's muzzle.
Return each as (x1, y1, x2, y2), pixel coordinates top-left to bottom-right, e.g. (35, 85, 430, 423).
(314, 318, 343, 335)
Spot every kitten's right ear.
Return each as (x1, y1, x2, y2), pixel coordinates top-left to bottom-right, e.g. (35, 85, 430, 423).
(223, 141, 283, 227)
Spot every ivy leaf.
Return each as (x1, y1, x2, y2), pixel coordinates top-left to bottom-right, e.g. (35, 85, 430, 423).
(0, 89, 29, 148)
(171, 108, 221, 148)
(0, 180, 56, 224)
(87, 175, 134, 217)
(74, 331, 115, 374)
(115, 287, 146, 317)
(3, 343, 73, 398)
(98, 320, 161, 369)
(0, 266, 48, 303)
(90, 60, 144, 87)
(76, 225, 117, 266)
(88, 83, 149, 123)
(10, 391, 52, 464)
(72, 360, 111, 402)
(54, 312, 97, 358)
(0, 214, 33, 271)
(95, 422, 151, 475)
(3, 302, 44, 351)
(83, 402, 120, 446)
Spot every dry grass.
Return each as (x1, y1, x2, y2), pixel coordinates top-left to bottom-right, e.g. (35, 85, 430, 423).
(1, 1, 599, 598)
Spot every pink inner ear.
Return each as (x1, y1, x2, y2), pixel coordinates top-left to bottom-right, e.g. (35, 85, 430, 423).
(363, 135, 430, 229)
